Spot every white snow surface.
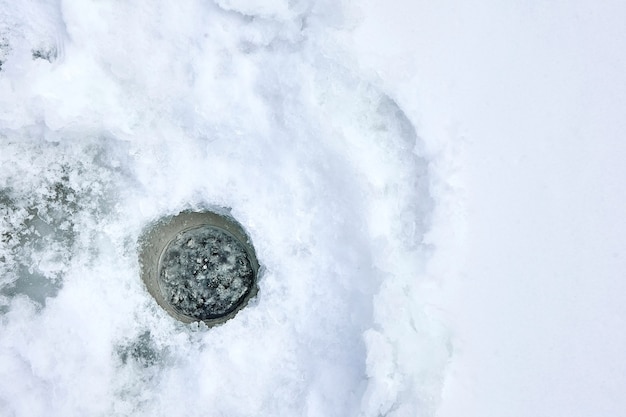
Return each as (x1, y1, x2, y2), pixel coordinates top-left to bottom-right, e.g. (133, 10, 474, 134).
(0, 1, 447, 417)
(355, 1, 626, 416)
(3, 0, 626, 416)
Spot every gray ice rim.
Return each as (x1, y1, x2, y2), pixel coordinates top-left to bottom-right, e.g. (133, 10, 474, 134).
(139, 210, 259, 326)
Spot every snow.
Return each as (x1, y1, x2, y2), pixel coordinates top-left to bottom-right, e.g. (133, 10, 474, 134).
(354, 1, 626, 416)
(0, 1, 446, 416)
(2, 0, 625, 416)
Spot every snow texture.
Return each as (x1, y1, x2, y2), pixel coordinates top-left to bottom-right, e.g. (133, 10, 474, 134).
(0, 1, 447, 417)
(354, 1, 626, 417)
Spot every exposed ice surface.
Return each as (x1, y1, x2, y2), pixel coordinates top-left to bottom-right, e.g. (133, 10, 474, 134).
(0, 1, 448, 417)
(159, 227, 254, 319)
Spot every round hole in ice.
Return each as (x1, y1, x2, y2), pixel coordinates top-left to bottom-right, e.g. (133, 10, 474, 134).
(139, 210, 259, 326)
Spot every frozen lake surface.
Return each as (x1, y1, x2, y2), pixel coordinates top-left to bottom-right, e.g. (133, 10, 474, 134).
(0, 1, 447, 416)
(3, 1, 626, 417)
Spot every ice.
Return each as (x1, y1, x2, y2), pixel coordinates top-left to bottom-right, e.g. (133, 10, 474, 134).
(0, 1, 447, 417)
(158, 227, 254, 319)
